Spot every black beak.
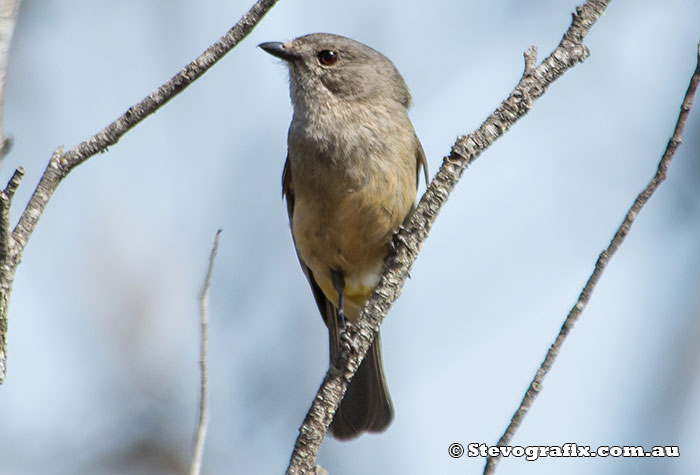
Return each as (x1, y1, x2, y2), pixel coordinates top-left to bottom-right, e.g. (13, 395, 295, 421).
(258, 41, 299, 61)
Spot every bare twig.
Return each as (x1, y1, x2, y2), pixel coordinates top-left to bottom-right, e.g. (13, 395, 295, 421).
(483, 41, 700, 475)
(286, 1, 611, 472)
(0, 0, 279, 383)
(190, 229, 222, 475)
(0, 163, 23, 380)
(0, 0, 21, 163)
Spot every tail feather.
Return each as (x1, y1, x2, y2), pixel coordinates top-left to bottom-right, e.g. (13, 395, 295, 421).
(303, 269, 394, 440)
(330, 333, 394, 440)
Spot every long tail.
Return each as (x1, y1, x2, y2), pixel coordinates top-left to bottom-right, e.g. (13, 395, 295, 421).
(302, 266, 394, 440)
(329, 331, 394, 440)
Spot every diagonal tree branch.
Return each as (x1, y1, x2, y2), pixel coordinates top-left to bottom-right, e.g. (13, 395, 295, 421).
(0, 0, 279, 383)
(286, 0, 611, 472)
(11, 0, 279, 256)
(483, 41, 700, 475)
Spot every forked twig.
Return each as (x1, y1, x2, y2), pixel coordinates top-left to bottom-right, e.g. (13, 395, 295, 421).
(0, 0, 279, 384)
(483, 41, 700, 474)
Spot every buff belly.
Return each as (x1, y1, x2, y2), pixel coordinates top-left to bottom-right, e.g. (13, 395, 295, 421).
(292, 169, 413, 321)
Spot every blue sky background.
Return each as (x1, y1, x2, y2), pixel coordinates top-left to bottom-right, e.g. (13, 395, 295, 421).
(1, 1, 699, 474)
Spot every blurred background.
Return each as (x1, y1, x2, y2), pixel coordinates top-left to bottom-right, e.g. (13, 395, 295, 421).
(0, 0, 699, 474)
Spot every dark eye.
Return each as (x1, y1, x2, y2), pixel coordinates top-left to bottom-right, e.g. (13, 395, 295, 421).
(318, 50, 338, 66)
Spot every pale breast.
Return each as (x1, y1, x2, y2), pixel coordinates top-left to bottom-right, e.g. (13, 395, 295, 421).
(288, 100, 419, 318)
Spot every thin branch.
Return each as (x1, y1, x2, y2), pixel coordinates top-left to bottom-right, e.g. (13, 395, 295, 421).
(483, 41, 700, 475)
(0, 0, 278, 383)
(286, 1, 611, 472)
(0, 164, 23, 381)
(0, 0, 22, 163)
(12, 0, 279, 256)
(190, 229, 222, 475)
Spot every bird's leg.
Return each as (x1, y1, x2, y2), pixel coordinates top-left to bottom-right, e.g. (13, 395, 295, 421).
(331, 270, 357, 353)
(331, 269, 346, 328)
(391, 226, 411, 278)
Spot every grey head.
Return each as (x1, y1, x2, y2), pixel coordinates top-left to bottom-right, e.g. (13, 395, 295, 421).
(259, 33, 412, 109)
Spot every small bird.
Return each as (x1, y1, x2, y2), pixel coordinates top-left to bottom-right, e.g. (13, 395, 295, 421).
(260, 33, 427, 440)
